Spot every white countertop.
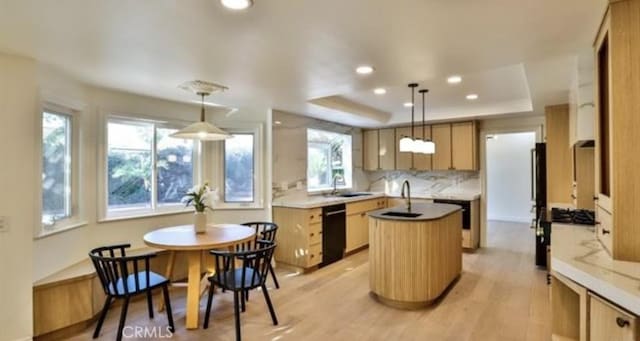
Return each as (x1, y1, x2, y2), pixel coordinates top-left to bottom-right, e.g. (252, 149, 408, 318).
(551, 224, 640, 315)
(272, 191, 480, 209)
(272, 192, 386, 209)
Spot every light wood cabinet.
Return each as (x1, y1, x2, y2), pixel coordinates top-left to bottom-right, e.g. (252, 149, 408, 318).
(451, 122, 478, 170)
(593, 0, 640, 262)
(574, 147, 595, 210)
(414, 125, 433, 170)
(345, 198, 386, 253)
(363, 121, 476, 172)
(363, 130, 379, 171)
(432, 124, 452, 170)
(378, 128, 396, 170)
(590, 293, 638, 341)
(273, 207, 324, 269)
(395, 126, 413, 170)
(551, 272, 588, 341)
(462, 199, 480, 249)
(546, 104, 574, 206)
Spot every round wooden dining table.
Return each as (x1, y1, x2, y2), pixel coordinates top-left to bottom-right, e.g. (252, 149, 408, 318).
(143, 224, 256, 329)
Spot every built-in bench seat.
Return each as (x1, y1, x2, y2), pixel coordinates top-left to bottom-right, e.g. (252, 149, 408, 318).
(32, 247, 190, 340)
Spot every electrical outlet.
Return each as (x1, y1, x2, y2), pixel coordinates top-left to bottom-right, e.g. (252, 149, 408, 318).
(296, 181, 304, 190)
(0, 216, 8, 232)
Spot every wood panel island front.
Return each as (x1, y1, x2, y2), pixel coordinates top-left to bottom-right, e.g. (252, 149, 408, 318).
(368, 203, 463, 309)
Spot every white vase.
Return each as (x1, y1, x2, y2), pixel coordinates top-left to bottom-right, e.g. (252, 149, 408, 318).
(194, 212, 207, 234)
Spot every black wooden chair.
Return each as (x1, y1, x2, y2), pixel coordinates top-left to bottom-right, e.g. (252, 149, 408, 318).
(241, 222, 280, 289)
(89, 244, 174, 341)
(203, 241, 278, 341)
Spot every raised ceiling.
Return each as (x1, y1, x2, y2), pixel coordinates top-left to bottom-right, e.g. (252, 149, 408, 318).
(0, 0, 606, 127)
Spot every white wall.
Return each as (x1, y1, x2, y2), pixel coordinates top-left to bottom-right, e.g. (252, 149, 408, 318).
(0, 53, 37, 341)
(486, 131, 536, 223)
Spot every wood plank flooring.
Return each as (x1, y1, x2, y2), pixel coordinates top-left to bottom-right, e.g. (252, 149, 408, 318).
(69, 220, 551, 340)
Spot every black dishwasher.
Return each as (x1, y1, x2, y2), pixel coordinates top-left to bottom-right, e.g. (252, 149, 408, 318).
(320, 204, 346, 267)
(433, 199, 470, 229)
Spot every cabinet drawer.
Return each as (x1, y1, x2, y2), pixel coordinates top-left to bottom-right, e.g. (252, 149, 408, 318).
(347, 198, 384, 215)
(596, 205, 613, 254)
(308, 208, 322, 225)
(308, 243, 323, 266)
(309, 223, 322, 245)
(462, 230, 471, 248)
(589, 293, 638, 341)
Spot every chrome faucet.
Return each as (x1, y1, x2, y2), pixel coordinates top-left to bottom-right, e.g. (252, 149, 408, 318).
(401, 180, 412, 212)
(332, 174, 343, 195)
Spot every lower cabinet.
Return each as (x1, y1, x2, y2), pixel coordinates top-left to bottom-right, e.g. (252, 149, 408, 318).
(273, 207, 324, 269)
(590, 293, 638, 341)
(551, 271, 639, 341)
(345, 198, 386, 253)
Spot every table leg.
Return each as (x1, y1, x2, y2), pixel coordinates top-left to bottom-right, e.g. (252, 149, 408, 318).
(158, 251, 176, 312)
(186, 250, 202, 329)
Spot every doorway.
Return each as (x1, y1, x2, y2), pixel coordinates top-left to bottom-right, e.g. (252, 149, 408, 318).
(485, 131, 536, 246)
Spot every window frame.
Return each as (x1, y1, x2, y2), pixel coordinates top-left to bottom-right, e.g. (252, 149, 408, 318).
(212, 124, 264, 210)
(38, 104, 84, 237)
(306, 128, 353, 194)
(98, 114, 201, 221)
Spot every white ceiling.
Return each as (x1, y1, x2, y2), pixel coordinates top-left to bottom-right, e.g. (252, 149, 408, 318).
(0, 0, 606, 127)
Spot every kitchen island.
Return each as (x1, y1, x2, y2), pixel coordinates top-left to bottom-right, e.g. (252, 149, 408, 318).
(368, 203, 463, 309)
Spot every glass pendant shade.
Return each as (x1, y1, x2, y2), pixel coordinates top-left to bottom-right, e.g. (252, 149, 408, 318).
(413, 138, 425, 154)
(399, 136, 414, 152)
(170, 121, 231, 141)
(423, 140, 436, 154)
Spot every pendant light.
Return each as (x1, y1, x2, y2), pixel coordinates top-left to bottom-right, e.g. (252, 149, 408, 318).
(418, 89, 436, 154)
(399, 83, 419, 152)
(171, 81, 231, 141)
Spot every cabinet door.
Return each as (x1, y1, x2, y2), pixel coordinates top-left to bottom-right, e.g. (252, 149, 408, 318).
(589, 293, 638, 341)
(395, 126, 413, 170)
(363, 130, 379, 171)
(379, 128, 396, 170)
(346, 214, 360, 252)
(414, 125, 432, 170)
(451, 122, 477, 170)
(432, 124, 452, 170)
(357, 211, 369, 248)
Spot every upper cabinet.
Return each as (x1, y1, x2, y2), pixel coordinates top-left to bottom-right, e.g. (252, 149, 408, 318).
(546, 104, 574, 206)
(451, 122, 478, 171)
(432, 124, 452, 170)
(363, 121, 477, 172)
(594, 0, 640, 262)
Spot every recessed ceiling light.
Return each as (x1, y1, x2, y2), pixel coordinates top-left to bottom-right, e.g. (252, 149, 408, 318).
(274, 120, 282, 125)
(403, 102, 414, 108)
(356, 65, 375, 74)
(466, 94, 479, 100)
(447, 75, 462, 84)
(221, 0, 253, 10)
(373, 88, 387, 95)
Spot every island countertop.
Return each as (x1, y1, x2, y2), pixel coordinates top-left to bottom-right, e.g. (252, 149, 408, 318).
(368, 203, 462, 221)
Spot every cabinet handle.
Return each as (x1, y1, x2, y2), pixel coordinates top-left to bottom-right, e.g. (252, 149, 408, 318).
(310, 233, 314, 237)
(594, 196, 599, 201)
(595, 221, 601, 225)
(361, 212, 366, 217)
(310, 215, 314, 219)
(571, 194, 577, 199)
(602, 229, 611, 235)
(616, 317, 630, 328)
(310, 254, 314, 259)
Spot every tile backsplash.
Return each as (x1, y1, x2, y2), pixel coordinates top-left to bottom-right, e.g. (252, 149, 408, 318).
(366, 170, 480, 197)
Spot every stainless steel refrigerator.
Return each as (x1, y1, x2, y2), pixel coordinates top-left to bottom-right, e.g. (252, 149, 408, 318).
(531, 143, 549, 267)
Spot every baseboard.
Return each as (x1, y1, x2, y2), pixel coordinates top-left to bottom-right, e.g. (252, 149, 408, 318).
(487, 215, 531, 224)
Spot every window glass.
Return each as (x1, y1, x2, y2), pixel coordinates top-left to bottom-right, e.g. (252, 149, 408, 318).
(156, 128, 194, 205)
(224, 134, 254, 202)
(42, 112, 72, 225)
(107, 121, 153, 210)
(307, 129, 352, 191)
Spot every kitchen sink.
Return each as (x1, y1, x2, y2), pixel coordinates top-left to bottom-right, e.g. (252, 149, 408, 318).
(337, 192, 373, 197)
(381, 211, 423, 218)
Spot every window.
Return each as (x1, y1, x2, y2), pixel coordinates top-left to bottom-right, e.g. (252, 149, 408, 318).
(224, 134, 255, 203)
(307, 129, 352, 192)
(42, 111, 73, 227)
(105, 118, 195, 218)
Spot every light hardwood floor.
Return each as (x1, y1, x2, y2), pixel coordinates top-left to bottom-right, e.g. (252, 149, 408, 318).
(69, 220, 551, 341)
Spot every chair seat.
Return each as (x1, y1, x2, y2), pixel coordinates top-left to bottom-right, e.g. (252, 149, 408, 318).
(209, 268, 263, 291)
(109, 271, 169, 296)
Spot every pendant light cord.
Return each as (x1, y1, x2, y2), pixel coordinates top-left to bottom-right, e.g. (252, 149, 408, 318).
(420, 89, 429, 138)
(200, 93, 206, 122)
(408, 83, 418, 139)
